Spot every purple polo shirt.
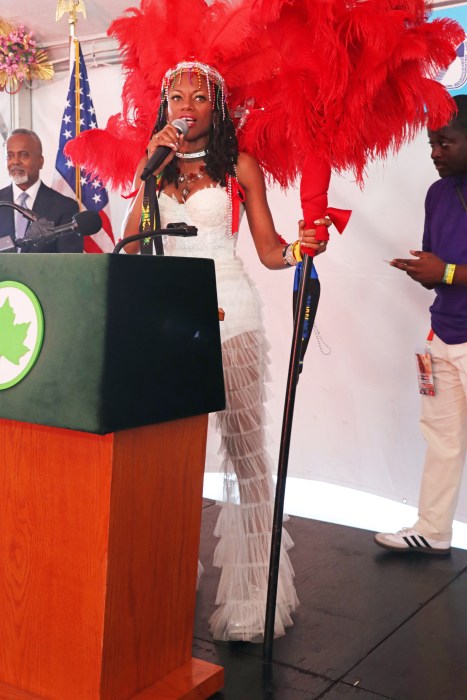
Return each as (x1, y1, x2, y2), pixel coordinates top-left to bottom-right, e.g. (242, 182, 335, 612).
(423, 176, 467, 344)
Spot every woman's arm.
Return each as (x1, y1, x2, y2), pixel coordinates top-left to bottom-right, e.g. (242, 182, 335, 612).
(237, 151, 328, 270)
(120, 157, 147, 254)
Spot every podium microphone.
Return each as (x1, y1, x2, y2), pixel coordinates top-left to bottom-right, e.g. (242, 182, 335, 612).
(52, 210, 102, 238)
(140, 119, 189, 182)
(17, 210, 102, 249)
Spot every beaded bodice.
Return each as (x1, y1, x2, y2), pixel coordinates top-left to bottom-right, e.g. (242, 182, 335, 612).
(159, 186, 242, 261)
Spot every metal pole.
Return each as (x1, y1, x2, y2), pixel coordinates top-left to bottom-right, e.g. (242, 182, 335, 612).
(263, 253, 319, 664)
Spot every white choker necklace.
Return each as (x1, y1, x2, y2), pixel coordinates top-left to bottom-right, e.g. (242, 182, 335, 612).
(176, 150, 207, 160)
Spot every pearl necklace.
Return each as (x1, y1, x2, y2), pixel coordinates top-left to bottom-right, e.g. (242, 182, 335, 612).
(175, 149, 207, 160)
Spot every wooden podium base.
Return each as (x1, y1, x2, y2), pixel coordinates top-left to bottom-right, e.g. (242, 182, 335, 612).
(0, 659, 222, 700)
(0, 417, 223, 700)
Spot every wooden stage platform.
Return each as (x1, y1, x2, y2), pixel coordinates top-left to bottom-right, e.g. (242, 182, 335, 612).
(195, 499, 467, 700)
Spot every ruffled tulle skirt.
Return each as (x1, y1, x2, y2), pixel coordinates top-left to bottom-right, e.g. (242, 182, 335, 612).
(206, 259, 299, 642)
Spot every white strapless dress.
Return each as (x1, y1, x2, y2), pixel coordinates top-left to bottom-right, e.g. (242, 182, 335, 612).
(160, 186, 262, 342)
(159, 186, 298, 641)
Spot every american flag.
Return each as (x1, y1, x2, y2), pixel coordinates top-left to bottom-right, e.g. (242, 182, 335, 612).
(53, 39, 114, 253)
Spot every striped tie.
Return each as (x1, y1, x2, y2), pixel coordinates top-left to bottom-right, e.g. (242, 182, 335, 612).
(15, 191, 30, 240)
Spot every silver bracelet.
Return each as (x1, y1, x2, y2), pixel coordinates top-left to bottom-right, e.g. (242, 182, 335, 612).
(283, 243, 298, 267)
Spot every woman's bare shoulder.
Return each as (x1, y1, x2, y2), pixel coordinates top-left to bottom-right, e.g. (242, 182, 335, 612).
(237, 150, 260, 170)
(236, 151, 264, 188)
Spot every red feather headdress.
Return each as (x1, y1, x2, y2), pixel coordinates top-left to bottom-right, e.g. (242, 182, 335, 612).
(65, 0, 464, 198)
(66, 0, 275, 190)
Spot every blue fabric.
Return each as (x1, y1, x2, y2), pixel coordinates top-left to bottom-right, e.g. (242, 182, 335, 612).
(293, 260, 319, 293)
(423, 176, 467, 344)
(292, 259, 320, 371)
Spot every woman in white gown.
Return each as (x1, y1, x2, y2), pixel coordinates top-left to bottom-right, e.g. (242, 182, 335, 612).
(122, 61, 328, 642)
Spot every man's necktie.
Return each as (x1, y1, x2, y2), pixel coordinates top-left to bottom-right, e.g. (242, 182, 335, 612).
(15, 191, 30, 240)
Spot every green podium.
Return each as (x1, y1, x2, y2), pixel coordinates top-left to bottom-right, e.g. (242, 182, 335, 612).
(0, 254, 225, 699)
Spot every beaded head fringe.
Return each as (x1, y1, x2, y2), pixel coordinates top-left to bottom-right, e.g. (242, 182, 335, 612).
(161, 61, 227, 119)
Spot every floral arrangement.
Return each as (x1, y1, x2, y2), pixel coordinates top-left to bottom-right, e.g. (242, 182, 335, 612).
(0, 19, 53, 92)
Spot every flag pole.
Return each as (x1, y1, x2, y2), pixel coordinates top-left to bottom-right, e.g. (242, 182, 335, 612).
(73, 39, 81, 204)
(56, 1, 87, 207)
(56, 0, 87, 34)
(54, 0, 115, 253)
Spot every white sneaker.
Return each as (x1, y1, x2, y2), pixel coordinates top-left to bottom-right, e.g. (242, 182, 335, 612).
(374, 527, 451, 555)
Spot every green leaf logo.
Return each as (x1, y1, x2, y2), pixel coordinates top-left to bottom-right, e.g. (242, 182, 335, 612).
(0, 281, 44, 390)
(0, 297, 30, 365)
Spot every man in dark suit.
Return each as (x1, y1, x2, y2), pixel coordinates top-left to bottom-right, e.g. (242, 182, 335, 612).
(0, 129, 82, 253)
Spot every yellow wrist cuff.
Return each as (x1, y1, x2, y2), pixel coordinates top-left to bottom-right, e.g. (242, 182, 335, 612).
(443, 263, 456, 285)
(292, 240, 302, 263)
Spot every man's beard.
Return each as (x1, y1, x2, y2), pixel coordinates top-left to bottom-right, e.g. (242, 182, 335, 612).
(10, 172, 28, 185)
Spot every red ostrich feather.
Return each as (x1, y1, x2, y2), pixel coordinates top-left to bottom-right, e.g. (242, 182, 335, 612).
(242, 0, 465, 186)
(66, 0, 274, 190)
(65, 0, 464, 197)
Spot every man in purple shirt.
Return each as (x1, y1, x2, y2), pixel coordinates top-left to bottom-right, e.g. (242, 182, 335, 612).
(375, 94, 467, 555)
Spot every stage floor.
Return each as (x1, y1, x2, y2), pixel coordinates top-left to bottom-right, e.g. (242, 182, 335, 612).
(194, 499, 467, 700)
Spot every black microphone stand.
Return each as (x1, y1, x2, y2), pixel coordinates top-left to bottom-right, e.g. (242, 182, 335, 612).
(0, 202, 105, 252)
(17, 220, 69, 250)
(0, 200, 39, 222)
(0, 200, 40, 252)
(263, 252, 321, 667)
(112, 224, 197, 254)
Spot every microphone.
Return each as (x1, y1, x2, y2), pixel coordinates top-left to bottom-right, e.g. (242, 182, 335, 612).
(17, 210, 102, 249)
(112, 222, 197, 254)
(52, 210, 102, 238)
(140, 119, 189, 182)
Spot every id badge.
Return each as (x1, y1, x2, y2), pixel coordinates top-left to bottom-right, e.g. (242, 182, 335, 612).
(415, 349, 435, 396)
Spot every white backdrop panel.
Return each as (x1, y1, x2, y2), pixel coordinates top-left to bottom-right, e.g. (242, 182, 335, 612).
(0, 64, 465, 524)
